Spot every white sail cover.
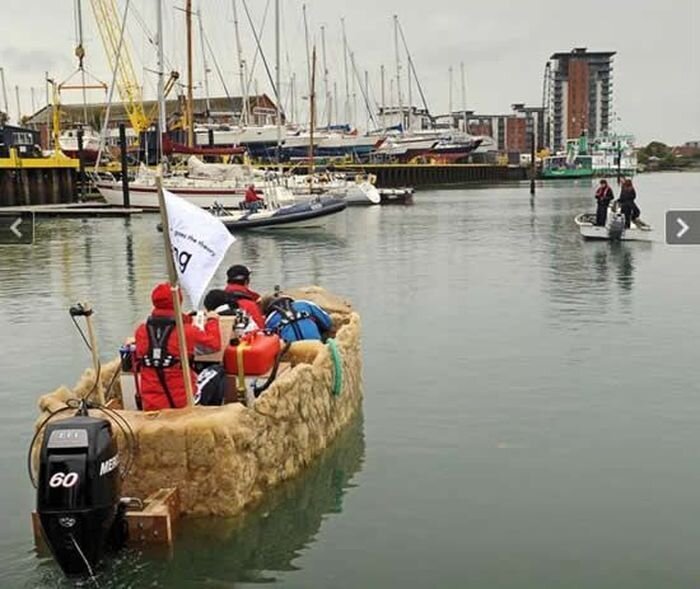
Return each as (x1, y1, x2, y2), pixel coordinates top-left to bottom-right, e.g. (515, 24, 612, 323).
(186, 156, 262, 182)
(164, 188, 235, 306)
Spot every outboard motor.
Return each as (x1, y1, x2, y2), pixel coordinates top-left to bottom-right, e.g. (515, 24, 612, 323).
(36, 415, 127, 577)
(607, 211, 626, 241)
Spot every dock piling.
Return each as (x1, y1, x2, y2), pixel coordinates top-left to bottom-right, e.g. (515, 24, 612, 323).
(119, 124, 130, 208)
(77, 129, 86, 202)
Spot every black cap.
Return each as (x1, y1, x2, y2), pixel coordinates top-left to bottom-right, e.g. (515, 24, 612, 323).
(227, 264, 251, 283)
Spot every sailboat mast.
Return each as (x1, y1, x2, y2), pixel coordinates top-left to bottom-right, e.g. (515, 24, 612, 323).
(350, 51, 357, 129)
(406, 53, 412, 130)
(15, 86, 21, 123)
(290, 72, 297, 124)
(364, 69, 369, 132)
(0, 68, 9, 120)
(393, 15, 403, 129)
(232, 0, 248, 125)
(302, 4, 311, 108)
(321, 24, 330, 128)
(197, 8, 211, 116)
(448, 65, 453, 119)
(309, 46, 316, 177)
(380, 64, 386, 132)
(333, 80, 338, 126)
(460, 61, 467, 130)
(156, 0, 166, 161)
(341, 18, 349, 124)
(275, 0, 281, 165)
(186, 0, 194, 147)
(75, 0, 88, 124)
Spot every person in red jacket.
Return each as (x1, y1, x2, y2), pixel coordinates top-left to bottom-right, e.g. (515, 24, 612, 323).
(224, 264, 265, 328)
(243, 184, 264, 211)
(135, 282, 221, 410)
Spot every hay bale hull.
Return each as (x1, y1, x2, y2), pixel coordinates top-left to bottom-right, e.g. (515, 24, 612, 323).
(35, 292, 362, 518)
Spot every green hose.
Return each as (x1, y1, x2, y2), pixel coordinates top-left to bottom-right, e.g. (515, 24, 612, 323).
(327, 338, 343, 397)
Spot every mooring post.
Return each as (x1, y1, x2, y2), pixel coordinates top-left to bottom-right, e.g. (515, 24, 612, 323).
(77, 129, 86, 202)
(616, 144, 622, 185)
(529, 129, 536, 195)
(119, 123, 130, 208)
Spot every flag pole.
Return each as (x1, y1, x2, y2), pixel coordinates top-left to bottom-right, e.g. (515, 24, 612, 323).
(156, 168, 195, 407)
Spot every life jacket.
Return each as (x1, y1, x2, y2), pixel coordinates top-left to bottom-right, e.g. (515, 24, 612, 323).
(140, 316, 180, 408)
(267, 298, 316, 341)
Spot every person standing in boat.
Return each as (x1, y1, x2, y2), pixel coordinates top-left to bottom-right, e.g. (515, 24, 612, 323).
(594, 179, 614, 226)
(618, 178, 639, 228)
(224, 264, 266, 328)
(134, 283, 221, 410)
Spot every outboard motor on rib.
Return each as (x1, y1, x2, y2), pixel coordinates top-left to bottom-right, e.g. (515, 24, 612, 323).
(36, 415, 127, 577)
(607, 210, 626, 241)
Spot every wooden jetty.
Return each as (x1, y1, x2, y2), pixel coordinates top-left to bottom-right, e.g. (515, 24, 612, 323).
(0, 202, 143, 217)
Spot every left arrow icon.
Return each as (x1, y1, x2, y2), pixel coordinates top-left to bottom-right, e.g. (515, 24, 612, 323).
(10, 218, 22, 238)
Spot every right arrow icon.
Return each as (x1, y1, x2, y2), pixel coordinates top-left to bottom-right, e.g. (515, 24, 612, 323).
(677, 217, 690, 239)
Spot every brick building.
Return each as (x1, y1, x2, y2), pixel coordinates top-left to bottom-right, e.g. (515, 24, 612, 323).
(545, 48, 615, 150)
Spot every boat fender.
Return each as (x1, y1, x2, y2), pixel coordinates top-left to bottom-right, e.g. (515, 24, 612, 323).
(327, 338, 343, 397)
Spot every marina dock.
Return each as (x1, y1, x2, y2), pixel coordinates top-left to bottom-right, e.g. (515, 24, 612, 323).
(0, 202, 143, 216)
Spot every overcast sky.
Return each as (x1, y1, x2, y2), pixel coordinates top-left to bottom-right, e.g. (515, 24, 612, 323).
(1, 0, 697, 144)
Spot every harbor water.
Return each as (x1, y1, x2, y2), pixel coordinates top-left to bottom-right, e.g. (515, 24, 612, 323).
(2, 172, 700, 588)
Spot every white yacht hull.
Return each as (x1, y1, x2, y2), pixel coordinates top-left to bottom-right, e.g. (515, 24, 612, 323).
(95, 181, 248, 209)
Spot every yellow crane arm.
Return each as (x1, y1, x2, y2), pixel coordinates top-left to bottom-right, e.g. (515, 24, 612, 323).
(89, 0, 151, 134)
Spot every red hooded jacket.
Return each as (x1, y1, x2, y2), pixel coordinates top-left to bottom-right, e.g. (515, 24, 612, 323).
(135, 283, 221, 410)
(224, 283, 265, 328)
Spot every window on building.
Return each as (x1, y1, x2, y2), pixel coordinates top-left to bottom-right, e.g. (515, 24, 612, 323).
(12, 132, 34, 145)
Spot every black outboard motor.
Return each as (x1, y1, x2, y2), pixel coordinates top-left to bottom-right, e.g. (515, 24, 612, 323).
(36, 415, 127, 577)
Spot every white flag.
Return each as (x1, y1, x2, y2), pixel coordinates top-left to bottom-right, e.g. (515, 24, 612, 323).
(164, 189, 235, 306)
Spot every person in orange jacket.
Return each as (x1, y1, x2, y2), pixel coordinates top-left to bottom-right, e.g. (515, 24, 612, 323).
(135, 283, 221, 410)
(223, 264, 265, 328)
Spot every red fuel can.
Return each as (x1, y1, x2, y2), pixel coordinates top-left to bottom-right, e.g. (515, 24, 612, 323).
(223, 332, 281, 376)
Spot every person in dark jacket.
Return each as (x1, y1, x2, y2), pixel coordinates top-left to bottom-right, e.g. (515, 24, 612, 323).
(594, 179, 614, 226)
(203, 288, 258, 334)
(618, 178, 639, 228)
(263, 295, 333, 342)
(134, 283, 220, 410)
(224, 264, 266, 328)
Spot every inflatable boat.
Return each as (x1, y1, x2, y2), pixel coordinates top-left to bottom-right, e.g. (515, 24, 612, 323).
(214, 197, 347, 230)
(30, 287, 362, 578)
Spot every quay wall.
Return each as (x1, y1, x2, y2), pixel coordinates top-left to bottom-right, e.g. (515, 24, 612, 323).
(288, 163, 529, 188)
(0, 150, 79, 206)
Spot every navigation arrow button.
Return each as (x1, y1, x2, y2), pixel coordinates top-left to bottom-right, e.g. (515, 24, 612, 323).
(0, 212, 34, 245)
(676, 217, 690, 239)
(10, 218, 22, 238)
